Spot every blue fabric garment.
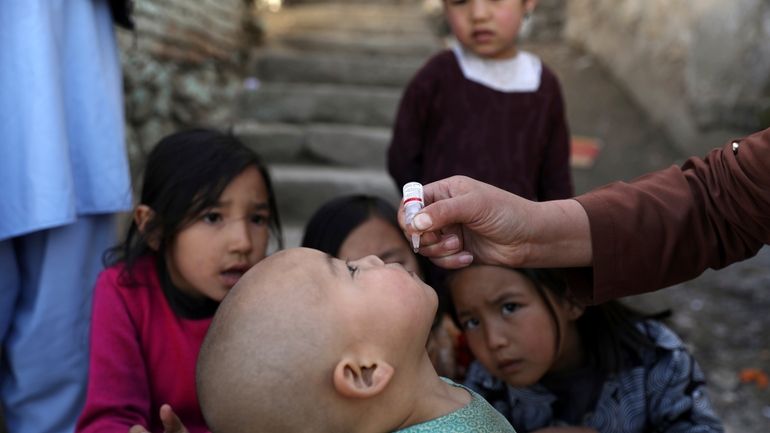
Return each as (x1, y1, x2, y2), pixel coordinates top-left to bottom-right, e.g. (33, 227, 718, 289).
(395, 378, 517, 432)
(464, 320, 724, 433)
(0, 215, 116, 433)
(0, 1, 131, 432)
(0, 0, 131, 241)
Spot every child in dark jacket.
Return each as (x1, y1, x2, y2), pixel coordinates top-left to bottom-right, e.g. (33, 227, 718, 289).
(448, 265, 724, 433)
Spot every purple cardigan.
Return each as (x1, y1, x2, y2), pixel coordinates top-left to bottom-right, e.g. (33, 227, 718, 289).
(388, 50, 573, 201)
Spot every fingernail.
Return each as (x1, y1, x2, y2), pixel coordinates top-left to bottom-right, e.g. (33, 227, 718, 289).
(458, 253, 474, 265)
(443, 235, 459, 250)
(413, 213, 432, 230)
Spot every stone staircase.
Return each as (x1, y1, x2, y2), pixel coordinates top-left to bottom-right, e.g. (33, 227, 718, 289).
(234, 1, 441, 246)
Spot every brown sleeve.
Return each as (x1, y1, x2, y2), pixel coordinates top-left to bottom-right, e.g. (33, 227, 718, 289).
(568, 127, 770, 304)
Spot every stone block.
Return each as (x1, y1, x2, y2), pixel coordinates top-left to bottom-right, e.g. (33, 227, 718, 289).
(305, 123, 390, 168)
(238, 83, 401, 127)
(253, 49, 424, 87)
(268, 164, 398, 224)
(234, 122, 305, 163)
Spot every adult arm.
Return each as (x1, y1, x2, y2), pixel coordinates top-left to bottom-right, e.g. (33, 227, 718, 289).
(407, 128, 770, 303)
(76, 271, 152, 432)
(570, 128, 770, 303)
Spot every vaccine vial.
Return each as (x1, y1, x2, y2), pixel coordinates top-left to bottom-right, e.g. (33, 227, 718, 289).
(402, 182, 424, 252)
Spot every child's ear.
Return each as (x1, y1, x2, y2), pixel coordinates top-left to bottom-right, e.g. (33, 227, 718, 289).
(332, 357, 394, 399)
(134, 205, 160, 251)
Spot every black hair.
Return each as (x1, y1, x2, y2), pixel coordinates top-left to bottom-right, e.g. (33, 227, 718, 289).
(301, 194, 401, 256)
(104, 128, 283, 283)
(447, 267, 661, 375)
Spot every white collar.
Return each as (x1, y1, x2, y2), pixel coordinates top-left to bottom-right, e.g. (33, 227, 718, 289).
(451, 39, 542, 93)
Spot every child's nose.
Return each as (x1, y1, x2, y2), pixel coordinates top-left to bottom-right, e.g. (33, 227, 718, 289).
(484, 321, 509, 350)
(471, 0, 491, 20)
(352, 254, 385, 268)
(227, 219, 253, 253)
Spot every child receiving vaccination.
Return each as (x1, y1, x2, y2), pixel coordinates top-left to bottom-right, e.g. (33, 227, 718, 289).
(196, 248, 517, 433)
(76, 129, 283, 433)
(388, 0, 573, 201)
(447, 265, 724, 433)
(300, 194, 463, 379)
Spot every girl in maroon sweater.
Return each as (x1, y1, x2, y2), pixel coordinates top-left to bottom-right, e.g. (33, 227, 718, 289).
(76, 129, 282, 433)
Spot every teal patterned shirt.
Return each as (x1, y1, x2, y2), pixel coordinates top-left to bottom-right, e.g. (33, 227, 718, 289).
(394, 378, 517, 433)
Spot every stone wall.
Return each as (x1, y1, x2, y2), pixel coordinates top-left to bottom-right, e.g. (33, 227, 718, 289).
(565, 0, 770, 154)
(530, 0, 566, 41)
(117, 0, 261, 181)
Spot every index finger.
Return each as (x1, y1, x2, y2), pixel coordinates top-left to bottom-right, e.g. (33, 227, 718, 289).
(160, 404, 188, 433)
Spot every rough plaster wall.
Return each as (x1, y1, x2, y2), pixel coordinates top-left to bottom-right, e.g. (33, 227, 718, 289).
(117, 0, 259, 181)
(566, 0, 770, 153)
(688, 0, 770, 130)
(531, 0, 567, 41)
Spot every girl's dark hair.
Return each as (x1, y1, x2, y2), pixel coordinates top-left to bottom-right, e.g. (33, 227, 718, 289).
(449, 268, 660, 374)
(301, 194, 401, 256)
(104, 128, 283, 280)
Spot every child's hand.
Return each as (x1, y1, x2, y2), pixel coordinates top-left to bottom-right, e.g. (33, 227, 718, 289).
(128, 404, 191, 433)
(532, 427, 598, 433)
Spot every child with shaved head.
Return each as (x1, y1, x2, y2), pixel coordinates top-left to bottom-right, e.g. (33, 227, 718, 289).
(196, 247, 515, 433)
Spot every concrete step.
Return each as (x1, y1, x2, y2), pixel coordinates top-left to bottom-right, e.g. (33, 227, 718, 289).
(268, 164, 399, 224)
(265, 3, 434, 37)
(269, 30, 438, 57)
(237, 82, 401, 127)
(282, 0, 424, 7)
(235, 121, 390, 168)
(252, 48, 425, 87)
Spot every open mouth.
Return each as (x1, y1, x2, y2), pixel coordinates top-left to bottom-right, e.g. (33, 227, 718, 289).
(220, 265, 251, 287)
(472, 30, 494, 42)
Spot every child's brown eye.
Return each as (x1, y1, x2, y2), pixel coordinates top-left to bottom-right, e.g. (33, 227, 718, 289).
(250, 214, 269, 225)
(202, 212, 222, 224)
(462, 318, 480, 331)
(501, 303, 520, 315)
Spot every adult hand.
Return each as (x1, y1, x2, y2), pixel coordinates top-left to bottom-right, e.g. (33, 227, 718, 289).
(400, 176, 592, 269)
(129, 404, 190, 433)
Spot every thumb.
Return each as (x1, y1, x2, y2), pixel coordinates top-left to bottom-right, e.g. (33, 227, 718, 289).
(413, 194, 471, 233)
